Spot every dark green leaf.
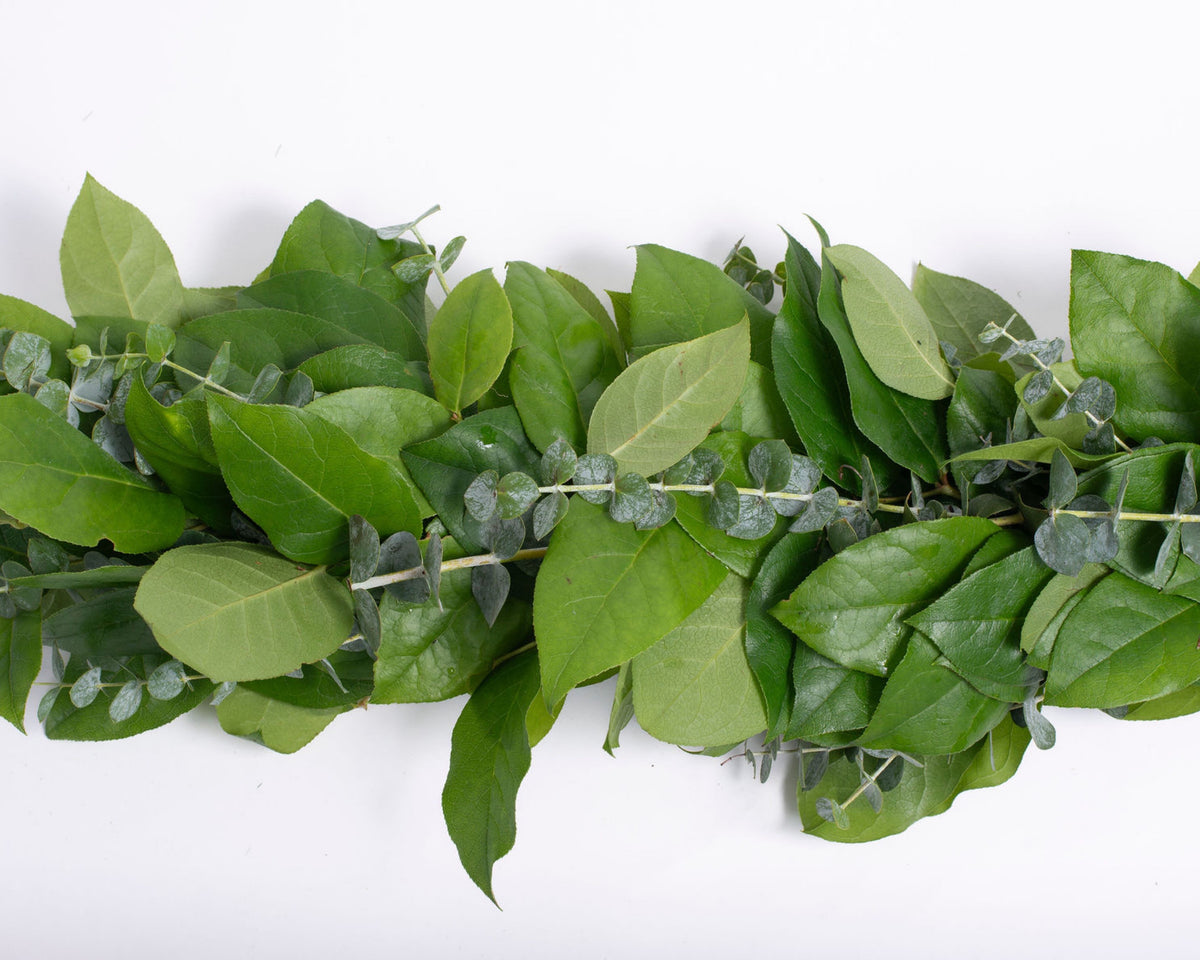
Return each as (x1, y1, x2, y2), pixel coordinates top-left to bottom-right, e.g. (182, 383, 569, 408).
(911, 264, 1035, 362)
(495, 472, 539, 520)
(603, 662, 635, 755)
(0, 611, 41, 732)
(472, 564, 511, 628)
(348, 515, 381, 585)
(428, 269, 513, 415)
(296, 344, 432, 395)
(1034, 513, 1091, 576)
(42, 588, 160, 659)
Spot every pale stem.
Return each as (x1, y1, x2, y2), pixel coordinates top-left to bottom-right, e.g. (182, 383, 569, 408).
(537, 483, 911, 516)
(410, 224, 452, 297)
(350, 546, 549, 592)
(841, 754, 897, 809)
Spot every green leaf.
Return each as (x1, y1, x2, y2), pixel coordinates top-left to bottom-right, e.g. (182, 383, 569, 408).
(1013, 361, 1090, 449)
(267, 199, 426, 329)
(134, 542, 355, 681)
(533, 498, 727, 705)
(815, 245, 946, 482)
(217, 685, 345, 754)
(544, 267, 626, 366)
(428, 269, 513, 415)
(43, 654, 213, 741)
(1122, 683, 1200, 721)
(123, 376, 234, 531)
(603, 662, 636, 755)
(42, 588, 160, 659)
(374, 559, 532, 703)
(719, 361, 797, 446)
(773, 517, 1000, 676)
(1044, 570, 1200, 708)
(240, 651, 374, 710)
(825, 245, 954, 400)
(442, 648, 542, 904)
(1070, 250, 1200, 443)
(402, 407, 541, 553)
(632, 574, 768, 747)
(952, 436, 1118, 471)
(0, 611, 41, 732)
(799, 715, 1030, 842)
(0, 294, 73, 382)
(912, 264, 1036, 362)
(587, 319, 749, 477)
(860, 634, 1011, 755)
(906, 546, 1053, 702)
(771, 232, 878, 489)
(629, 243, 774, 365)
(296, 345, 432, 396)
(59, 175, 185, 325)
(207, 395, 421, 564)
(181, 286, 240, 321)
(504, 262, 621, 451)
(239, 270, 425, 360)
(945, 363, 1018, 487)
(0, 392, 184, 552)
(786, 643, 883, 745)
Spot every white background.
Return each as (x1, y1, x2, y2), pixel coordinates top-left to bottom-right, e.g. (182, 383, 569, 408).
(2, 1, 1198, 956)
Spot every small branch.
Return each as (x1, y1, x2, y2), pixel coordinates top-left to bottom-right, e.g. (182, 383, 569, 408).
(410, 224, 452, 297)
(350, 546, 549, 592)
(536, 482, 910, 516)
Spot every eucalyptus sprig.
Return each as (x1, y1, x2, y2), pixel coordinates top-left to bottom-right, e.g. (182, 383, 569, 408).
(3, 176, 1200, 903)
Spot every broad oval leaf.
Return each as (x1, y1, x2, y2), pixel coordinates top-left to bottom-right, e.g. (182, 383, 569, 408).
(587, 319, 750, 477)
(826, 244, 954, 400)
(134, 542, 355, 682)
(427, 269, 513, 415)
(216, 686, 345, 754)
(0, 392, 185, 552)
(912, 264, 1035, 363)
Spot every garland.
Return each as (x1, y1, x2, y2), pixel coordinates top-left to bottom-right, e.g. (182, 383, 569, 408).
(3, 177, 1200, 903)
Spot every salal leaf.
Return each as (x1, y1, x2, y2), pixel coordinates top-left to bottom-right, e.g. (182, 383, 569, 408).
(772, 517, 999, 676)
(953, 436, 1118, 470)
(267, 199, 426, 328)
(629, 243, 774, 364)
(0, 294, 73, 382)
(442, 649, 542, 905)
(912, 265, 1035, 362)
(632, 574, 768, 747)
(719, 361, 797, 445)
(1070, 250, 1200, 443)
(745, 532, 821, 737)
(59, 175, 185, 325)
(124, 376, 233, 531)
(786, 643, 883, 745)
(544, 267, 626, 366)
(905, 546, 1052, 702)
(825, 245, 954, 400)
(798, 715, 1030, 842)
(241, 651, 374, 710)
(771, 232, 880, 490)
(374, 560, 532, 703)
(945, 363, 1018, 486)
(216, 685, 345, 754)
(428, 269, 513, 415)
(504, 262, 621, 451)
(0, 392, 184, 552)
(43, 655, 213, 741)
(296, 344, 432, 396)
(815, 243, 945, 482)
(402, 407, 541, 553)
(207, 395, 421, 564)
(0, 611, 41, 733)
(239, 270, 424, 359)
(42, 588, 160, 659)
(1044, 570, 1200, 708)
(134, 542, 355, 681)
(533, 499, 726, 705)
(181, 286, 240, 321)
(860, 634, 1011, 755)
(587, 319, 749, 477)
(1122, 684, 1200, 721)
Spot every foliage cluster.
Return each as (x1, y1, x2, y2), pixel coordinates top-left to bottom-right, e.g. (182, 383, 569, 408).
(3, 178, 1200, 901)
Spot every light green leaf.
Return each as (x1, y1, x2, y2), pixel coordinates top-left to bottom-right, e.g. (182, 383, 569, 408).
(912, 264, 1035, 362)
(207, 394, 421, 564)
(428, 269, 513, 415)
(1122, 683, 1200, 721)
(544, 266, 626, 366)
(59, 175, 185, 325)
(181, 286, 240, 321)
(0, 392, 184, 552)
(533, 498, 727, 705)
(296, 344, 432, 396)
(629, 243, 774, 365)
(826, 245, 954, 400)
(442, 649, 542, 904)
(134, 542, 355, 681)
(504, 261, 621, 451)
(0, 611, 41, 733)
(632, 574, 767, 746)
(719, 361, 797, 445)
(217, 686, 345, 754)
(952, 436, 1119, 470)
(587, 319, 749, 477)
(772, 517, 999, 676)
(1014, 361, 1090, 449)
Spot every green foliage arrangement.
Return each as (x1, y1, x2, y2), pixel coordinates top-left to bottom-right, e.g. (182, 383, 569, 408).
(4, 176, 1200, 901)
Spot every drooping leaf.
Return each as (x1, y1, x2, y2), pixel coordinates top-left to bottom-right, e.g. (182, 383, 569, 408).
(216, 685, 345, 754)
(1070, 250, 1200, 443)
(629, 243, 774, 364)
(603, 662, 636, 755)
(241, 651, 374, 710)
(134, 542, 355, 681)
(0, 392, 184, 552)
(587, 319, 749, 477)
(207, 394, 421, 564)
(427, 269, 513, 415)
(296, 344, 432, 396)
(533, 498, 726, 705)
(825, 245, 954, 400)
(442, 649, 542, 904)
(772, 517, 999, 676)
(59, 175, 185, 326)
(632, 574, 768, 747)
(0, 611, 41, 732)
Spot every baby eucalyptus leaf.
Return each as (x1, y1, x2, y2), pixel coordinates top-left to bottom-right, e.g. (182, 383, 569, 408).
(424, 531, 443, 609)
(353, 588, 382, 657)
(533, 491, 569, 540)
(147, 660, 188, 701)
(1153, 522, 1182, 590)
(207, 341, 232, 386)
(284, 370, 315, 407)
(707, 480, 741, 531)
(726, 495, 775, 540)
(109, 679, 143, 723)
(1022, 692, 1056, 750)
(487, 517, 526, 561)
(3, 331, 52, 392)
(748, 440, 793, 492)
(378, 532, 427, 602)
(348, 515, 381, 585)
(789, 486, 839, 534)
(1022, 369, 1054, 405)
(439, 236, 467, 272)
(144, 323, 176, 364)
(862, 780, 884, 814)
(815, 796, 849, 829)
(875, 756, 905, 792)
(859, 455, 879, 514)
(609, 472, 654, 525)
(464, 470, 500, 522)
(1034, 513, 1092, 576)
(471, 563, 511, 628)
(247, 363, 283, 403)
(393, 253, 436, 284)
(70, 666, 103, 708)
(1083, 422, 1116, 455)
(801, 749, 829, 792)
(573, 453, 616, 504)
(634, 490, 677, 531)
(540, 439, 578, 485)
(1176, 450, 1197, 515)
(1045, 449, 1078, 511)
(495, 471, 539, 520)
(1182, 523, 1200, 565)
